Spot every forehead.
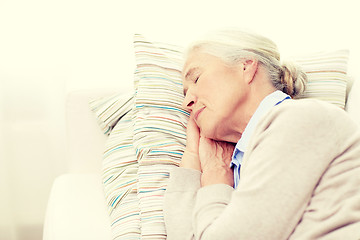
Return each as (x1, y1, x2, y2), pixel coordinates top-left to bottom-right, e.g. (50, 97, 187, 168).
(182, 52, 228, 96)
(183, 51, 234, 80)
(183, 52, 213, 78)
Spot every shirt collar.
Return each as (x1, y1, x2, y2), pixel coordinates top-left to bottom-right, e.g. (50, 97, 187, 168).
(232, 90, 291, 160)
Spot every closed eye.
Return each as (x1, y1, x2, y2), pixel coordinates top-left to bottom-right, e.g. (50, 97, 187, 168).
(194, 76, 199, 83)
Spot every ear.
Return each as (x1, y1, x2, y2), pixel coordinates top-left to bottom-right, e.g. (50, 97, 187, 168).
(242, 59, 258, 84)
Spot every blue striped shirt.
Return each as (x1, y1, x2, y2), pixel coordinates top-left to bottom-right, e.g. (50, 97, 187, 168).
(230, 90, 291, 188)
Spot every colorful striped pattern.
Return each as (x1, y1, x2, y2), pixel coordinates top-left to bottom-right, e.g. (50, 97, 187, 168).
(294, 49, 349, 108)
(90, 92, 135, 135)
(91, 91, 141, 240)
(90, 34, 188, 239)
(133, 34, 188, 239)
(102, 108, 141, 240)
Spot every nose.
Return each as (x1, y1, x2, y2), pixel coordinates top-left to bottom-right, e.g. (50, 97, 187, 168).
(182, 90, 196, 112)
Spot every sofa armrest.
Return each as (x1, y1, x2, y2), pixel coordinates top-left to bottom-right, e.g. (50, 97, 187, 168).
(43, 174, 112, 240)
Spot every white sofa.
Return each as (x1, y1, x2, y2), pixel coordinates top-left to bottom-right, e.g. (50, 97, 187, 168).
(43, 78, 360, 240)
(43, 89, 118, 240)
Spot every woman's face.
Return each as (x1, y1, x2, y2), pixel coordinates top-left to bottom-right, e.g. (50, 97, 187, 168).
(182, 51, 250, 142)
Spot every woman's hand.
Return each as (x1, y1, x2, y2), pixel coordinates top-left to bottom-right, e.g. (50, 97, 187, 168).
(179, 113, 201, 171)
(199, 136, 235, 187)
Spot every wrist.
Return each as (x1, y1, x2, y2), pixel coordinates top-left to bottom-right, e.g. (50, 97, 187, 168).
(201, 167, 234, 187)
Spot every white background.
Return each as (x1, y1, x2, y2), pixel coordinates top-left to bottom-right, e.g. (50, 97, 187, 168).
(1, 0, 359, 239)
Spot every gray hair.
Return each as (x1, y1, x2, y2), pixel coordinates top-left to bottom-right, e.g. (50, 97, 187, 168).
(186, 30, 307, 98)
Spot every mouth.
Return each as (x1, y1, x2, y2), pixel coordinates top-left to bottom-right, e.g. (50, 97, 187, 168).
(194, 107, 205, 122)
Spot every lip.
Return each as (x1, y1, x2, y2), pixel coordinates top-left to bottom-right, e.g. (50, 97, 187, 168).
(194, 107, 205, 121)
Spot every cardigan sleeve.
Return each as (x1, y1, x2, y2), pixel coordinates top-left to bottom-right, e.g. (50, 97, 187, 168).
(163, 167, 201, 240)
(164, 167, 235, 240)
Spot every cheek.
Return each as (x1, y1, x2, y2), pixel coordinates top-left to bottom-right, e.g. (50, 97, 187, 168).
(207, 98, 239, 138)
(198, 110, 221, 138)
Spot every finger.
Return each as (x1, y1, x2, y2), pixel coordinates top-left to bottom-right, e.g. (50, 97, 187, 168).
(184, 112, 201, 158)
(179, 150, 201, 171)
(198, 136, 216, 166)
(186, 113, 200, 139)
(199, 136, 214, 152)
(216, 141, 234, 162)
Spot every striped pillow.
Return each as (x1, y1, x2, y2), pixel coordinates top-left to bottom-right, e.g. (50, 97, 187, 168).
(89, 92, 134, 135)
(90, 93, 141, 239)
(90, 34, 188, 239)
(293, 49, 350, 108)
(102, 106, 141, 239)
(132, 34, 188, 239)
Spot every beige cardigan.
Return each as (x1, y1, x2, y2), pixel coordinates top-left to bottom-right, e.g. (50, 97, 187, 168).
(164, 99, 360, 240)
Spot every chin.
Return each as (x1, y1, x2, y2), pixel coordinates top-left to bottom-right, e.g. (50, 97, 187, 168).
(199, 126, 213, 138)
(199, 125, 222, 141)
(199, 123, 234, 142)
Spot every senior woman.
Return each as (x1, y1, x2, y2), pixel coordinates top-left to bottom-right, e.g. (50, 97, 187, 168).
(163, 30, 360, 240)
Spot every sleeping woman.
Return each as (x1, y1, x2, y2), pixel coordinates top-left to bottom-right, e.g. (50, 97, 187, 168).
(163, 30, 360, 240)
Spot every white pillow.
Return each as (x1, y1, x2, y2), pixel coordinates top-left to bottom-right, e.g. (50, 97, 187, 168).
(293, 49, 350, 109)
